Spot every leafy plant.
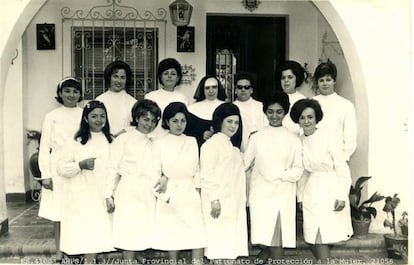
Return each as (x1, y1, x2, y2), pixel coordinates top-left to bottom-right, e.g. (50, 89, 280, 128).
(398, 211, 408, 228)
(398, 211, 408, 236)
(383, 194, 406, 237)
(349, 176, 385, 221)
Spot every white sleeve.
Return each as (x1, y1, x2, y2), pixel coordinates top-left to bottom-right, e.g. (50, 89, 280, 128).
(243, 133, 257, 171)
(38, 114, 53, 180)
(296, 170, 309, 203)
(189, 138, 201, 188)
(104, 136, 124, 198)
(330, 138, 352, 201)
(281, 137, 304, 183)
(200, 141, 221, 202)
(57, 141, 81, 178)
(343, 103, 357, 160)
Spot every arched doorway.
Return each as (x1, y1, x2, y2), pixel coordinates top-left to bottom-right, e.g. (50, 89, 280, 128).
(0, 0, 368, 224)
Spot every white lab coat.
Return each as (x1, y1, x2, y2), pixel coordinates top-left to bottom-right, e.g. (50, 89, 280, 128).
(283, 91, 306, 134)
(105, 130, 161, 251)
(153, 134, 206, 250)
(297, 128, 353, 244)
(233, 98, 268, 152)
(145, 89, 188, 139)
(96, 90, 136, 136)
(200, 133, 248, 259)
(38, 106, 82, 221)
(313, 93, 357, 160)
(57, 132, 114, 255)
(244, 126, 303, 247)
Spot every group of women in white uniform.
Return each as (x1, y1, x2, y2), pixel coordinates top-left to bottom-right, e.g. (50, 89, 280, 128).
(37, 57, 357, 264)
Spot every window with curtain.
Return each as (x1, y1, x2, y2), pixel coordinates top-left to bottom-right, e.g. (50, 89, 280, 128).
(72, 26, 159, 100)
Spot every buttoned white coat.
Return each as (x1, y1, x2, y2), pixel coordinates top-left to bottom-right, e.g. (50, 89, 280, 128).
(244, 126, 303, 247)
(38, 106, 82, 221)
(57, 132, 114, 255)
(105, 130, 161, 251)
(200, 132, 248, 259)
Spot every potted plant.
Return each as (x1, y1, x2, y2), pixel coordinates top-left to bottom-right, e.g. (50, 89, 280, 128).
(398, 211, 408, 236)
(349, 176, 385, 237)
(26, 129, 42, 177)
(26, 129, 42, 201)
(383, 194, 408, 261)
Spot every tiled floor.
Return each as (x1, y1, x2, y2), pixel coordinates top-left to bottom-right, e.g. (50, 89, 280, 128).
(0, 201, 408, 264)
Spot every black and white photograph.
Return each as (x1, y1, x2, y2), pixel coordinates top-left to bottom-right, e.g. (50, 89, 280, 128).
(0, 0, 411, 264)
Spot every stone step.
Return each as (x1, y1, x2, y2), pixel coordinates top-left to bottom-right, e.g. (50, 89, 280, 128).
(1, 202, 398, 263)
(0, 229, 387, 257)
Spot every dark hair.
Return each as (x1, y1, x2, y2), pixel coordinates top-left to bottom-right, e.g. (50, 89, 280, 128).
(275, 60, 306, 89)
(290, 98, 323, 124)
(104, 60, 132, 89)
(234, 72, 253, 86)
(313, 60, 337, 87)
(263, 91, 290, 114)
(157, 58, 183, 86)
(161, 102, 189, 130)
(212, 103, 243, 148)
(75, 100, 112, 145)
(193, 76, 226, 102)
(130, 99, 161, 127)
(55, 77, 83, 104)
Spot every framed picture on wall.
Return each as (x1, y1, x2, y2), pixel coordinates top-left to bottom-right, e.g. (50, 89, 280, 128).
(36, 23, 55, 50)
(177, 26, 194, 52)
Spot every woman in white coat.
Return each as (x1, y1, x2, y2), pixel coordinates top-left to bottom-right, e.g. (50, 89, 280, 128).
(275, 61, 307, 134)
(57, 100, 114, 262)
(200, 103, 248, 262)
(145, 58, 188, 139)
(312, 61, 357, 161)
(105, 99, 162, 263)
(153, 102, 206, 265)
(244, 91, 303, 262)
(96, 60, 137, 138)
(290, 98, 353, 263)
(38, 77, 83, 262)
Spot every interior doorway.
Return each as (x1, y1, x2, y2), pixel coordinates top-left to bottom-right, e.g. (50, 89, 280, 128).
(206, 15, 287, 102)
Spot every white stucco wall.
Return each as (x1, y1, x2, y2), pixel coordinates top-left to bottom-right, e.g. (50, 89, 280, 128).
(4, 40, 25, 193)
(326, 0, 411, 233)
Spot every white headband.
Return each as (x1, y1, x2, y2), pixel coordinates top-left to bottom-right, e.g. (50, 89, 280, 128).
(58, 77, 78, 89)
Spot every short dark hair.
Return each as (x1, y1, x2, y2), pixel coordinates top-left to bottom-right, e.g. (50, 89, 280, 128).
(130, 99, 161, 127)
(55, 77, 83, 104)
(212, 103, 243, 148)
(313, 60, 337, 87)
(157, 58, 183, 86)
(193, 76, 226, 102)
(234, 72, 253, 86)
(275, 60, 306, 89)
(161, 102, 189, 130)
(104, 60, 132, 89)
(290, 98, 323, 124)
(263, 91, 290, 114)
(75, 100, 112, 145)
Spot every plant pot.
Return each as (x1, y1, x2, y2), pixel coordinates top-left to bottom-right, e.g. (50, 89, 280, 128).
(352, 218, 371, 237)
(29, 151, 41, 178)
(383, 234, 408, 260)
